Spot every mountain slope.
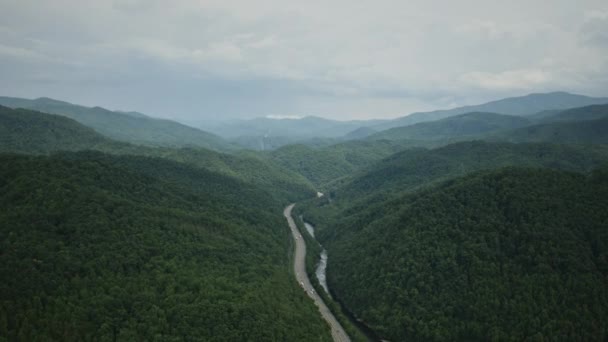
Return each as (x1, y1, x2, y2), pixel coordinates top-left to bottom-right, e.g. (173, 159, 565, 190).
(0, 106, 315, 203)
(0, 152, 332, 341)
(374, 92, 608, 131)
(538, 104, 608, 123)
(336, 141, 608, 202)
(0, 106, 113, 154)
(0, 96, 232, 150)
(326, 167, 608, 341)
(266, 140, 408, 188)
(209, 116, 385, 139)
(491, 117, 608, 144)
(369, 112, 530, 141)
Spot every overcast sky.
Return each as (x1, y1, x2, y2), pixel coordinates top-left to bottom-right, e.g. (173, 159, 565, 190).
(1, 0, 607, 121)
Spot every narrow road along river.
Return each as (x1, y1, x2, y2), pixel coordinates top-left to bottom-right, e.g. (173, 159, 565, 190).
(283, 204, 350, 342)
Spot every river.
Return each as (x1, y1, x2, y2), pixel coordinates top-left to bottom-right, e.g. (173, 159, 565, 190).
(316, 249, 331, 297)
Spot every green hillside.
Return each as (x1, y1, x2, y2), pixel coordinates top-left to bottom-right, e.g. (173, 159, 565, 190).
(492, 117, 608, 144)
(296, 139, 608, 341)
(0, 106, 112, 154)
(266, 140, 407, 188)
(320, 168, 608, 341)
(369, 112, 530, 141)
(336, 141, 608, 202)
(373, 91, 608, 131)
(0, 96, 233, 151)
(0, 106, 315, 203)
(0, 153, 331, 341)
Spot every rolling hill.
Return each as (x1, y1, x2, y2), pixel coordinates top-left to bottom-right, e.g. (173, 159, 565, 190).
(295, 137, 608, 341)
(323, 167, 608, 341)
(0, 106, 315, 203)
(538, 104, 608, 123)
(491, 117, 608, 144)
(372, 92, 608, 131)
(369, 112, 531, 141)
(334, 141, 608, 202)
(0, 96, 233, 151)
(0, 105, 113, 154)
(208, 116, 385, 139)
(0, 152, 331, 341)
(266, 140, 409, 188)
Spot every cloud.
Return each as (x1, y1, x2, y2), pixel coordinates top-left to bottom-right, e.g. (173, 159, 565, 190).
(0, 43, 49, 61)
(580, 10, 608, 48)
(265, 115, 302, 119)
(0, 0, 607, 120)
(459, 69, 551, 90)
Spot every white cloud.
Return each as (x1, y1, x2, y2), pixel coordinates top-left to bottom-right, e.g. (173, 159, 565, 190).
(265, 115, 302, 119)
(0, 0, 607, 119)
(460, 69, 551, 90)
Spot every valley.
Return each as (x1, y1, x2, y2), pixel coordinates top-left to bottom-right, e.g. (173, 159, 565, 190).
(2, 92, 608, 341)
(284, 204, 350, 342)
(4, 2, 608, 340)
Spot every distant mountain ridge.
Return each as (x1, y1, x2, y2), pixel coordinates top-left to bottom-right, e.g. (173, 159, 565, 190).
(209, 116, 387, 139)
(0, 96, 233, 151)
(0, 105, 315, 203)
(538, 104, 608, 123)
(370, 91, 608, 132)
(0, 105, 114, 154)
(490, 117, 608, 144)
(369, 112, 531, 141)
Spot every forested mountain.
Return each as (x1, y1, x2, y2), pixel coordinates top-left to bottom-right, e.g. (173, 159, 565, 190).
(0, 106, 112, 154)
(491, 117, 608, 144)
(333, 141, 608, 202)
(322, 167, 608, 341)
(0, 96, 233, 151)
(538, 104, 608, 123)
(208, 115, 385, 139)
(0, 106, 315, 203)
(3, 90, 608, 341)
(293, 137, 608, 341)
(258, 104, 608, 203)
(265, 140, 408, 188)
(368, 112, 530, 141)
(372, 92, 608, 131)
(206, 116, 386, 150)
(0, 152, 331, 341)
(343, 126, 377, 140)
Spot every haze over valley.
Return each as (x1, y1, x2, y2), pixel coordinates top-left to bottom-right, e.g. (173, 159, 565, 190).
(1, 1, 608, 341)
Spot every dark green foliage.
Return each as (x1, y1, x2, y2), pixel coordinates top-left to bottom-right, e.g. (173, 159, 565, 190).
(493, 117, 608, 144)
(0, 106, 112, 154)
(0, 105, 315, 203)
(337, 141, 608, 203)
(0, 153, 331, 341)
(369, 112, 531, 141)
(0, 96, 233, 150)
(297, 140, 608, 340)
(267, 140, 407, 188)
(325, 168, 608, 341)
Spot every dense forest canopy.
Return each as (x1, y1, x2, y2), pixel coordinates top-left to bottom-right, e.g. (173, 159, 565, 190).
(0, 153, 331, 341)
(320, 168, 608, 341)
(0, 96, 233, 151)
(0, 105, 316, 204)
(2, 93, 608, 341)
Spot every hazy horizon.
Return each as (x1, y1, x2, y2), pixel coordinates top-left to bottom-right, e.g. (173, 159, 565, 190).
(1, 0, 607, 121)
